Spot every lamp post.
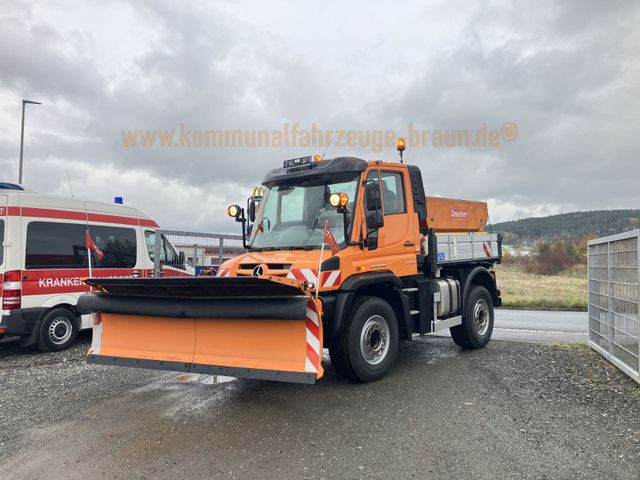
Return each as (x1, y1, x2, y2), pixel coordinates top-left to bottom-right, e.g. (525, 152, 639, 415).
(19, 99, 42, 184)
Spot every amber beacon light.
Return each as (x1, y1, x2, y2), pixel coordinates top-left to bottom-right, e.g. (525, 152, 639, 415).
(397, 137, 406, 163)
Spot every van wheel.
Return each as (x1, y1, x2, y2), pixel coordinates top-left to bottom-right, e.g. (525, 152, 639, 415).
(450, 286, 494, 349)
(37, 308, 79, 352)
(329, 296, 399, 383)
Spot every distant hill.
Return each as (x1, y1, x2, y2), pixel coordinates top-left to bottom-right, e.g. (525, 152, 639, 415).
(490, 209, 640, 245)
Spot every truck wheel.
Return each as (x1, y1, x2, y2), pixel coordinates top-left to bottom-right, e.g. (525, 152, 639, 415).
(329, 296, 399, 383)
(37, 308, 79, 352)
(450, 285, 494, 349)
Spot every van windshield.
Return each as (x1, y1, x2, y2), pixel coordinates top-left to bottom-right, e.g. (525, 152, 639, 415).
(249, 175, 359, 251)
(144, 230, 180, 264)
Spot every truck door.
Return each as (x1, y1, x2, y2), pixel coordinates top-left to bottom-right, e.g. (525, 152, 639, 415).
(362, 169, 418, 276)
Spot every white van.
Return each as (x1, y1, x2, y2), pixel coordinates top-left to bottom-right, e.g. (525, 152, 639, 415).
(0, 183, 184, 351)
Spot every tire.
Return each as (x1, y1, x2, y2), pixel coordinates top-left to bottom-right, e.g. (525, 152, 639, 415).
(329, 296, 399, 383)
(37, 308, 79, 352)
(450, 285, 494, 349)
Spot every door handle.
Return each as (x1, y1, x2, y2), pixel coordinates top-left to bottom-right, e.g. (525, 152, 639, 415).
(403, 242, 415, 247)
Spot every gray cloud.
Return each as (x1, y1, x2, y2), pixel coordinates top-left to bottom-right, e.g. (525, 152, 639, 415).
(0, 0, 638, 231)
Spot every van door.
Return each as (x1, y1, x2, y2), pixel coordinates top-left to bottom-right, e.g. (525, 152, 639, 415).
(0, 194, 7, 278)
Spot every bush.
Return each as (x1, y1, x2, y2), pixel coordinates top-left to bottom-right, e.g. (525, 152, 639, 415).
(524, 242, 578, 275)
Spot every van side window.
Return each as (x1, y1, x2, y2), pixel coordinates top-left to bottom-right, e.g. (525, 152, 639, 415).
(91, 225, 137, 268)
(26, 222, 137, 269)
(380, 171, 406, 215)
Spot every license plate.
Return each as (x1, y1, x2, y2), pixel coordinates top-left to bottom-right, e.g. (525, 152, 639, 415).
(283, 156, 312, 168)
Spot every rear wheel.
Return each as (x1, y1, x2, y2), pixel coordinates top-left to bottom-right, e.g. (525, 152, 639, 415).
(450, 285, 494, 349)
(37, 308, 79, 352)
(329, 296, 399, 382)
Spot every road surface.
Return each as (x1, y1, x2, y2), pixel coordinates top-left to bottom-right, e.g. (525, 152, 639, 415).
(2, 335, 638, 480)
(432, 309, 588, 343)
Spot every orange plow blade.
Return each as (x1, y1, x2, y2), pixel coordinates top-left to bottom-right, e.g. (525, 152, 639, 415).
(78, 277, 323, 383)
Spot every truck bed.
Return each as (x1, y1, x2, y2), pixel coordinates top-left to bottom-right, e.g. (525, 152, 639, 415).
(424, 232, 501, 265)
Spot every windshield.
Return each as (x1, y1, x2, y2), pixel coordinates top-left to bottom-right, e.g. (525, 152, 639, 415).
(249, 175, 360, 250)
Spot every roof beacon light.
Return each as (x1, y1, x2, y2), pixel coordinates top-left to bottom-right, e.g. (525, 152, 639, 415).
(313, 154, 322, 162)
(397, 137, 406, 163)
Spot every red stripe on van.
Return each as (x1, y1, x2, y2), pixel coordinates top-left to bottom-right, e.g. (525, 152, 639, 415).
(86, 212, 138, 225)
(21, 207, 86, 221)
(22, 269, 140, 296)
(7, 207, 159, 228)
(139, 218, 160, 228)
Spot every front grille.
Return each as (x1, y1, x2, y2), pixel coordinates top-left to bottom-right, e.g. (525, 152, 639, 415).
(239, 263, 292, 270)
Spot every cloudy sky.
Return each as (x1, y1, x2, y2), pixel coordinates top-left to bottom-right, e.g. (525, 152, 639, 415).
(0, 0, 638, 232)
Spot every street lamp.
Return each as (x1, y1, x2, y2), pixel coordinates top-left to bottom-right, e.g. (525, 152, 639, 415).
(19, 99, 42, 184)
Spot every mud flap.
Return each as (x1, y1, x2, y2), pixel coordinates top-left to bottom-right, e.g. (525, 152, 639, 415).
(79, 277, 324, 383)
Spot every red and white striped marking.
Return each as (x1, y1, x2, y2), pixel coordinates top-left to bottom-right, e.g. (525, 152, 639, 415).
(287, 268, 341, 288)
(216, 268, 231, 277)
(482, 241, 493, 257)
(304, 299, 322, 374)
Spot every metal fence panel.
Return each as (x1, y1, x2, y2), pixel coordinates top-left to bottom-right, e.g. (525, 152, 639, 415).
(588, 229, 640, 383)
(152, 230, 245, 277)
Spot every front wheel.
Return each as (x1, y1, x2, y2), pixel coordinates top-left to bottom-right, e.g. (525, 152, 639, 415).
(450, 285, 494, 349)
(329, 296, 399, 383)
(37, 308, 79, 352)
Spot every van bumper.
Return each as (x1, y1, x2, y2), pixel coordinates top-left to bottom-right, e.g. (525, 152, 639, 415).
(0, 308, 47, 339)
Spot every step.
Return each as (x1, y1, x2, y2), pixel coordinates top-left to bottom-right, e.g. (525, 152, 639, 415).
(402, 287, 419, 293)
(410, 310, 420, 315)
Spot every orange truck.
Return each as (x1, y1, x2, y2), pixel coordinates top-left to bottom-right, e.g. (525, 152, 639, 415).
(78, 152, 502, 383)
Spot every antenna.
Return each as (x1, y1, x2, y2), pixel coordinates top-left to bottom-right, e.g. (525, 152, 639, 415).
(66, 169, 74, 197)
(320, 134, 333, 161)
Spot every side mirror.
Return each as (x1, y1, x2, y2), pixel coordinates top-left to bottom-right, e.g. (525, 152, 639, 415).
(364, 181, 384, 231)
(248, 199, 258, 223)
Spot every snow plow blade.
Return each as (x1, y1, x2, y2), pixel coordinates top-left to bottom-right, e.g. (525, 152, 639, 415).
(77, 277, 323, 383)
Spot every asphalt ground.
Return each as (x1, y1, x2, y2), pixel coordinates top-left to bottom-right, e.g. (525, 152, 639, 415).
(432, 309, 588, 344)
(1, 317, 638, 480)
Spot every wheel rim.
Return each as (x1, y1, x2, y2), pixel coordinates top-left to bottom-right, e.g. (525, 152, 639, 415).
(48, 317, 72, 345)
(360, 315, 390, 365)
(473, 299, 490, 336)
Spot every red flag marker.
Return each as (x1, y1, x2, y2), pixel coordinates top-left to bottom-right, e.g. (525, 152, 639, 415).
(323, 221, 340, 256)
(85, 229, 104, 261)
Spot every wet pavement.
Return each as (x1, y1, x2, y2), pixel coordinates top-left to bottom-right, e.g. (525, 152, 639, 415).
(433, 309, 588, 343)
(1, 321, 638, 480)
